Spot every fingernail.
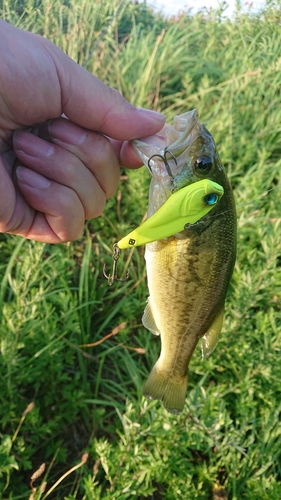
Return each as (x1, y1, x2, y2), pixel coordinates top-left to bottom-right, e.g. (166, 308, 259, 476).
(137, 108, 166, 122)
(16, 166, 51, 189)
(14, 130, 54, 157)
(48, 120, 87, 145)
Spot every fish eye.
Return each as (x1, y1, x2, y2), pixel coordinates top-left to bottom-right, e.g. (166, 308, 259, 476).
(194, 156, 213, 174)
(204, 193, 218, 206)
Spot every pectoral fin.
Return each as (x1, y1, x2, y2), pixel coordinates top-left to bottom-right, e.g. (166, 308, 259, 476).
(142, 298, 160, 336)
(201, 306, 225, 359)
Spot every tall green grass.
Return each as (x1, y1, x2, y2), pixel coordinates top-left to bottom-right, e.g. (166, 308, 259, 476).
(0, 0, 281, 498)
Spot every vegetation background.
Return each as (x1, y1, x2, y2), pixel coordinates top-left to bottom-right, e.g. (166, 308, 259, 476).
(0, 0, 281, 498)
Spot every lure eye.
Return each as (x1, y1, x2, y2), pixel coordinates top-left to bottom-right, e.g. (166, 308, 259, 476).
(194, 156, 213, 174)
(205, 193, 218, 205)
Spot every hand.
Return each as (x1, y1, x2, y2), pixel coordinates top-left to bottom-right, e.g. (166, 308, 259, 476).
(0, 20, 165, 243)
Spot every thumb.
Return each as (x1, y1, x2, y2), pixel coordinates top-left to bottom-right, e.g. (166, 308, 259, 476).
(47, 41, 165, 140)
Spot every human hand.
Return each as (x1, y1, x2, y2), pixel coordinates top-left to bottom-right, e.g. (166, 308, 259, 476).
(0, 20, 165, 243)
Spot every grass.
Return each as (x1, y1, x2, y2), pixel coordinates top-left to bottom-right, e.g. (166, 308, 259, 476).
(0, 0, 281, 498)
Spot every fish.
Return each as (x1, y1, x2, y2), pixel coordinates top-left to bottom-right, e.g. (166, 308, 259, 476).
(132, 109, 237, 414)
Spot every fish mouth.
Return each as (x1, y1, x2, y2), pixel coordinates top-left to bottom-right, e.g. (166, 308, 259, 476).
(132, 109, 215, 192)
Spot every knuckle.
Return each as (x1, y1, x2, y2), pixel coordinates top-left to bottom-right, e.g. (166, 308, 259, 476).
(91, 134, 113, 165)
(104, 178, 118, 200)
(98, 87, 126, 130)
(57, 187, 78, 212)
(106, 87, 124, 109)
(85, 194, 106, 220)
(53, 190, 84, 241)
(58, 225, 84, 243)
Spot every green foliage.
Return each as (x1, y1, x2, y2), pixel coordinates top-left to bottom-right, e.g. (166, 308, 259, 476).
(0, 0, 281, 498)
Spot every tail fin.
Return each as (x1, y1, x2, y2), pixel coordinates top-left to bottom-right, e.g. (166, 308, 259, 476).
(143, 362, 188, 415)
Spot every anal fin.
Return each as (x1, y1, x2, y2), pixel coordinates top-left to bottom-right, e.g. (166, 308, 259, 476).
(201, 305, 225, 359)
(142, 297, 160, 336)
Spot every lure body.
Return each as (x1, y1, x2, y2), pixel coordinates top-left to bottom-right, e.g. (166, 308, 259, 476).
(133, 109, 237, 414)
(117, 179, 224, 249)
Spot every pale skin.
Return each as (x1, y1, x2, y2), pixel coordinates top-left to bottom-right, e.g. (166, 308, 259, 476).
(0, 20, 165, 243)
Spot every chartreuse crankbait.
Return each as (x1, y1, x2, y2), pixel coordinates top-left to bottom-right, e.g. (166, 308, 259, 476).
(117, 179, 224, 249)
(103, 178, 224, 285)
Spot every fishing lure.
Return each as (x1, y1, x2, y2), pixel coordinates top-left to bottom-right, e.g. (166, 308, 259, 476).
(103, 176, 224, 284)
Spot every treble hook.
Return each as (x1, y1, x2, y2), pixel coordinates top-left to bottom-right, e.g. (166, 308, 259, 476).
(147, 148, 178, 181)
(103, 244, 130, 286)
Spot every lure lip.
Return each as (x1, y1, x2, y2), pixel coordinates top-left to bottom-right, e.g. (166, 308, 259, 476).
(117, 179, 224, 249)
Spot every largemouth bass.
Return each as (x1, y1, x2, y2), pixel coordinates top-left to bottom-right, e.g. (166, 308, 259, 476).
(133, 109, 237, 415)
